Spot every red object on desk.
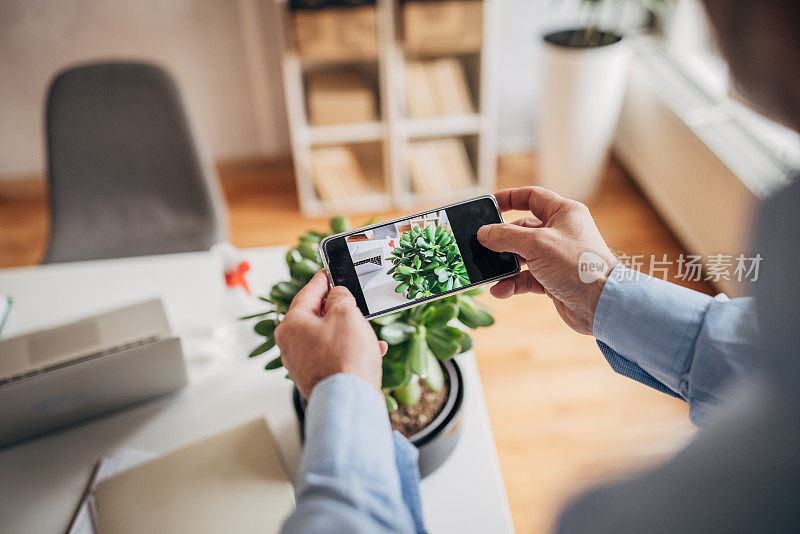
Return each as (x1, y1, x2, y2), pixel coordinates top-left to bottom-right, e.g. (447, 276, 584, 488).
(225, 261, 252, 295)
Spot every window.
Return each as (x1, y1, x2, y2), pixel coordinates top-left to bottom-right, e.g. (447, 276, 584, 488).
(664, 0, 800, 169)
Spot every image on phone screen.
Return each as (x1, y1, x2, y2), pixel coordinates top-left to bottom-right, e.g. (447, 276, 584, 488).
(322, 196, 520, 318)
(346, 209, 466, 313)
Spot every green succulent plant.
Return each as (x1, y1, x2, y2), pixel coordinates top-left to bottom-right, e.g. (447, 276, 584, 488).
(245, 216, 495, 412)
(387, 225, 469, 300)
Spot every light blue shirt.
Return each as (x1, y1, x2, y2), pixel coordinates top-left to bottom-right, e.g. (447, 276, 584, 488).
(594, 264, 758, 426)
(281, 373, 427, 534)
(281, 264, 759, 532)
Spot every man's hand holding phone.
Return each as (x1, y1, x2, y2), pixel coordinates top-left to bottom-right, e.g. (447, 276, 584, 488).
(322, 196, 519, 319)
(274, 271, 388, 398)
(477, 187, 618, 335)
(278, 187, 618, 396)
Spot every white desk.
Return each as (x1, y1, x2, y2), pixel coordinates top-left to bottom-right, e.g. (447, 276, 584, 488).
(0, 248, 513, 533)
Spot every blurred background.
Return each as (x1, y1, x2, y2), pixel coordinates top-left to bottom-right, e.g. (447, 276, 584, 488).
(2, 0, 799, 531)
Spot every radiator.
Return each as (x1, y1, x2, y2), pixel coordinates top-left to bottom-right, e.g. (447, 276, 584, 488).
(614, 39, 795, 296)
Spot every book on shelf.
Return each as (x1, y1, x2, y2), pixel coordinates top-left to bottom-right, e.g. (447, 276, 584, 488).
(405, 61, 437, 118)
(436, 58, 474, 116)
(405, 58, 474, 119)
(438, 138, 474, 190)
(408, 138, 475, 195)
(408, 141, 446, 194)
(402, 0, 483, 56)
(293, 5, 378, 61)
(306, 69, 377, 126)
(310, 145, 375, 202)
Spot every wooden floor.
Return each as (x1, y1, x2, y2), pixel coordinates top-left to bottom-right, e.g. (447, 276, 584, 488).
(0, 154, 708, 532)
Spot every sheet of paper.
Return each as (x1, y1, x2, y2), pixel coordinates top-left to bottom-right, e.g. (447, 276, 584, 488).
(94, 418, 294, 534)
(0, 295, 11, 336)
(68, 448, 157, 534)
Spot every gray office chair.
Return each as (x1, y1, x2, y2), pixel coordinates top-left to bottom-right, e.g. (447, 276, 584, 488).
(43, 62, 228, 263)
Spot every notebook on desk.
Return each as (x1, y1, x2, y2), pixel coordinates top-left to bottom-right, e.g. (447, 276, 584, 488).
(94, 418, 295, 534)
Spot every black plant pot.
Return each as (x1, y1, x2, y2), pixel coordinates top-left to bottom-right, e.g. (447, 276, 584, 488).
(293, 357, 465, 478)
(544, 28, 623, 49)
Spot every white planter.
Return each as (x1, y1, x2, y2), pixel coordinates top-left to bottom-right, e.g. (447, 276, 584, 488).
(539, 31, 632, 201)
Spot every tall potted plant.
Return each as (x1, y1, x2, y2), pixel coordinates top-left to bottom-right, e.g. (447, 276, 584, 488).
(539, 0, 669, 201)
(245, 216, 495, 477)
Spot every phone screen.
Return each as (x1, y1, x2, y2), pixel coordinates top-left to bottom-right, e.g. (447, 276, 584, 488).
(322, 196, 519, 318)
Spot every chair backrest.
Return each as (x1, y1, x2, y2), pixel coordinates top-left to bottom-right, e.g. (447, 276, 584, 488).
(44, 62, 228, 263)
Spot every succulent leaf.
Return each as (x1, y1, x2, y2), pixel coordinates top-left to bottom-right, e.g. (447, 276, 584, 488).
(380, 322, 416, 345)
(250, 339, 276, 358)
(408, 327, 428, 377)
(458, 300, 495, 328)
(382, 361, 407, 388)
(254, 319, 277, 337)
(263, 353, 283, 369)
(297, 242, 318, 261)
(290, 258, 319, 283)
(330, 215, 350, 234)
(423, 302, 458, 325)
(424, 351, 445, 391)
(426, 329, 460, 360)
(384, 392, 399, 412)
(394, 381, 422, 407)
(371, 312, 401, 326)
(458, 332, 473, 353)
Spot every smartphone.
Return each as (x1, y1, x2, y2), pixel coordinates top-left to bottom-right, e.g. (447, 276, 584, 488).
(320, 195, 520, 319)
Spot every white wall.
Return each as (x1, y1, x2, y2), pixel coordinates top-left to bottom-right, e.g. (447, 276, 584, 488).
(0, 0, 600, 178)
(0, 0, 288, 178)
(497, 0, 570, 154)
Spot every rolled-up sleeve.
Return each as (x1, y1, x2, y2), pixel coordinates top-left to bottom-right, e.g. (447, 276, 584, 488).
(281, 373, 423, 534)
(593, 264, 758, 426)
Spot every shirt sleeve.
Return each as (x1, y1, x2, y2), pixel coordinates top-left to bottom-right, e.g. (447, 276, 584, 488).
(592, 264, 758, 426)
(281, 373, 425, 534)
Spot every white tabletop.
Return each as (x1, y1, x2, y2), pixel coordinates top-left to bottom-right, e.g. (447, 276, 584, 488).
(0, 248, 513, 534)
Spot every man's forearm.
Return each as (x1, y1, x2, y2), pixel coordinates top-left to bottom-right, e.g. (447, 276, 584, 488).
(281, 374, 421, 534)
(593, 264, 758, 425)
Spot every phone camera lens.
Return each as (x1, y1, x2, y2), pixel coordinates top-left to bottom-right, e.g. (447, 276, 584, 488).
(337, 277, 343, 283)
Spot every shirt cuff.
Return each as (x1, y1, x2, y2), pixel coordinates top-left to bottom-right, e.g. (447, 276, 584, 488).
(303, 373, 396, 481)
(593, 264, 714, 397)
(392, 432, 427, 534)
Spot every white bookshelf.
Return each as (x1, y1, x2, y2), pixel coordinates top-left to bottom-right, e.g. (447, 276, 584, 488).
(276, 0, 498, 216)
